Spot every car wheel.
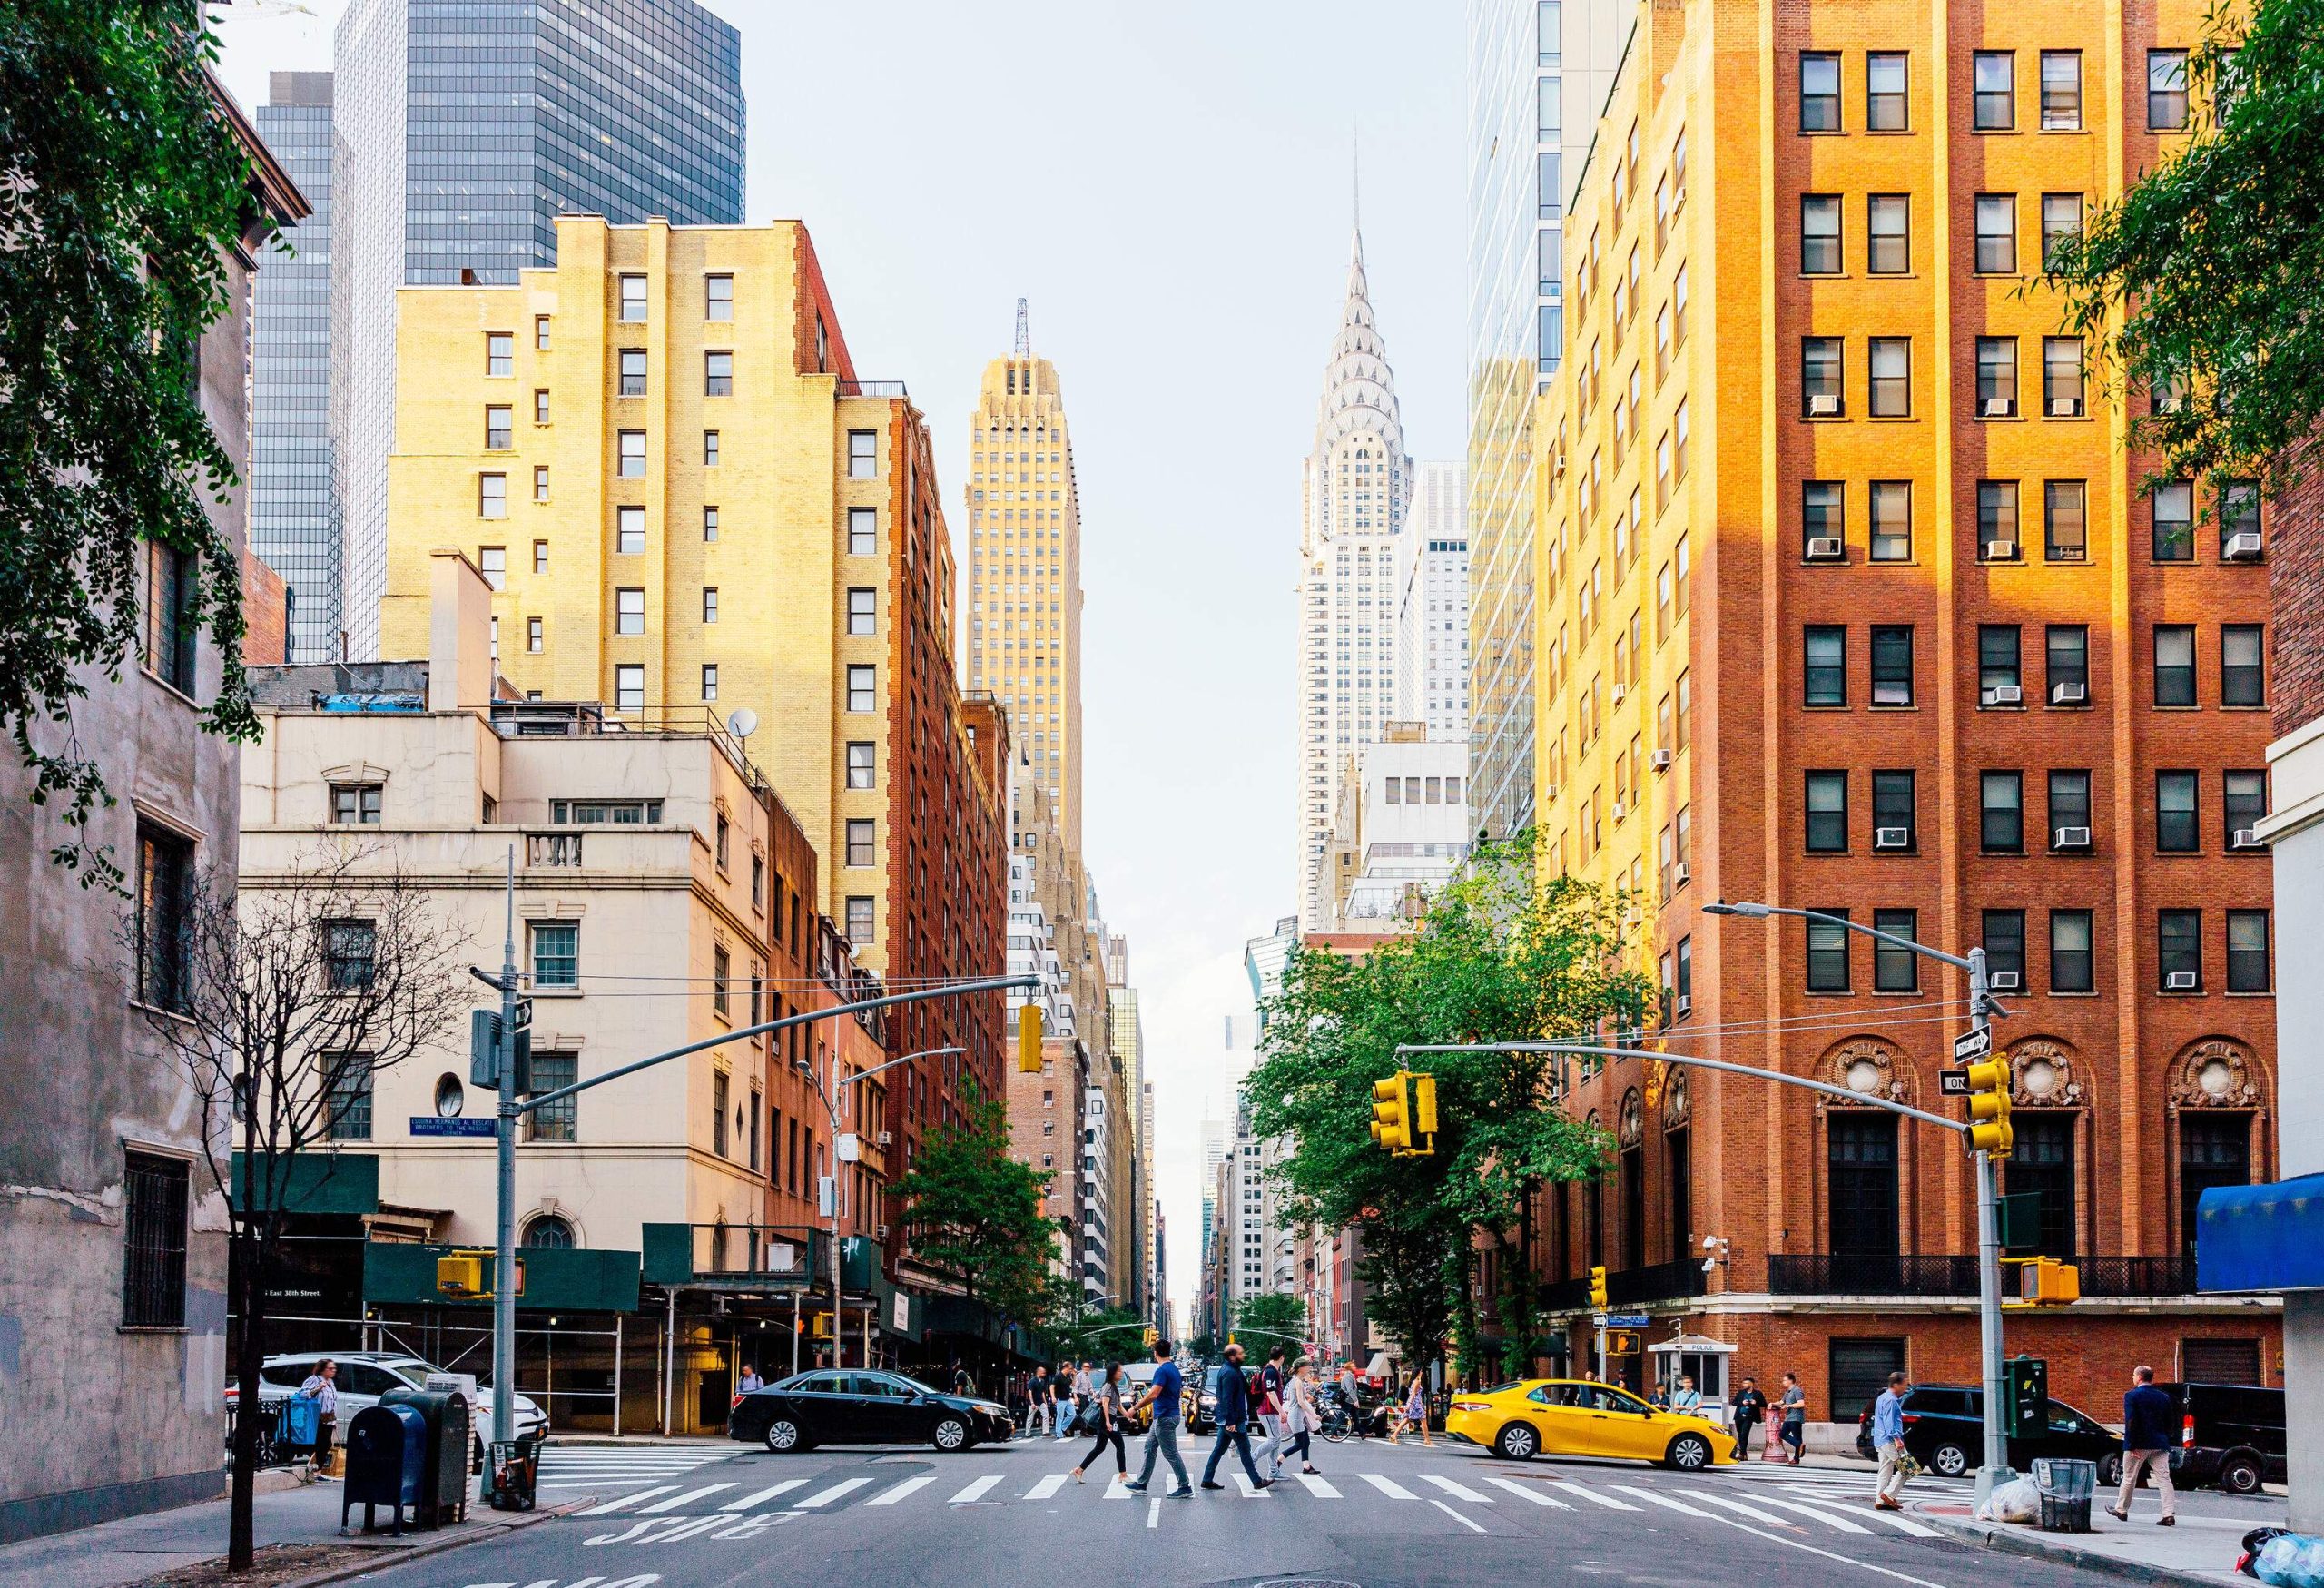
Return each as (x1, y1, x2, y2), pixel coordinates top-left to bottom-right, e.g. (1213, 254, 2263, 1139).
(932, 1416, 970, 1452)
(2098, 1452, 2124, 1488)
(763, 1418, 805, 1454)
(1930, 1442, 1971, 1478)
(1666, 1433, 1715, 1472)
(1494, 1423, 1539, 1461)
(2219, 1454, 2264, 1495)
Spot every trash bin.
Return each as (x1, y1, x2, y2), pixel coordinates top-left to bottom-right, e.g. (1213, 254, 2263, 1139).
(341, 1404, 426, 1535)
(487, 1439, 539, 1512)
(2034, 1456, 2097, 1533)
(379, 1388, 471, 1529)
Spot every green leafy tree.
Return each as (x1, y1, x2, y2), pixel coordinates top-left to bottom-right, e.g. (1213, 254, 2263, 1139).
(1054, 1303, 1147, 1365)
(894, 1081, 1061, 1331)
(1245, 834, 1651, 1379)
(1232, 1290, 1309, 1346)
(0, 3, 272, 885)
(2047, 0, 2324, 496)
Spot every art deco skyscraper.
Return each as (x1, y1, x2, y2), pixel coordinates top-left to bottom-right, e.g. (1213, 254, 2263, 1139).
(964, 304, 1085, 856)
(1297, 230, 1412, 929)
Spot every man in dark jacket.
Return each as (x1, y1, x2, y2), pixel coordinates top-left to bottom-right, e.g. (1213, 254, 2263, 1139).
(2109, 1365, 2177, 1525)
(1198, 1344, 1271, 1491)
(1730, 1376, 1768, 1461)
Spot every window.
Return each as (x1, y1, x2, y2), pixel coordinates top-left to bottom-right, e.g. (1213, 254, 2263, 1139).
(1874, 909, 1919, 991)
(702, 506, 718, 543)
(1866, 52, 1908, 130)
(1806, 909, 1851, 991)
(618, 430, 645, 478)
(1802, 479, 1843, 550)
(616, 505, 645, 555)
(847, 507, 876, 556)
(1805, 626, 1847, 706)
(2180, 1117, 2250, 1255)
(1801, 194, 1841, 273)
(712, 945, 731, 1018)
(2043, 339, 2084, 418)
(2157, 771, 2201, 852)
(1981, 771, 2024, 852)
(2048, 625, 2090, 705)
(1867, 194, 1909, 272)
(528, 1051, 577, 1141)
(615, 587, 645, 635)
(2228, 911, 2270, 991)
(524, 1214, 576, 1248)
(1869, 338, 1909, 416)
(1674, 935, 1693, 1015)
(1976, 337, 2018, 417)
(1832, 1339, 1907, 1420)
(486, 332, 513, 376)
(1870, 625, 1914, 705)
(1974, 194, 2016, 272)
(1872, 769, 1916, 849)
(1801, 337, 1843, 415)
(1869, 482, 1911, 561)
(2042, 193, 2082, 270)
(847, 429, 877, 479)
(475, 546, 507, 591)
(845, 819, 875, 867)
(1979, 625, 2022, 698)
(704, 350, 733, 397)
(701, 587, 718, 624)
(2217, 776, 2266, 863)
(700, 663, 717, 700)
(486, 406, 512, 449)
(712, 1070, 730, 1155)
(478, 473, 507, 518)
(846, 665, 875, 713)
(618, 349, 647, 397)
(845, 895, 874, 945)
(533, 315, 551, 350)
(2048, 770, 2092, 844)
(1799, 52, 1841, 131)
(705, 273, 734, 320)
(2152, 480, 2194, 561)
(2221, 480, 2261, 556)
(2040, 51, 2083, 129)
(2154, 625, 2197, 706)
(330, 782, 382, 825)
(533, 466, 549, 502)
(615, 663, 644, 713)
(2149, 49, 2190, 130)
(2043, 910, 2093, 995)
(618, 274, 646, 322)
(1974, 51, 2015, 130)
(1984, 909, 2026, 985)
(121, 1151, 188, 1327)
(2222, 625, 2265, 706)
(321, 1051, 372, 1139)
(143, 542, 200, 695)
(1806, 771, 1848, 853)
(2159, 909, 2202, 991)
(531, 922, 578, 987)
(2044, 480, 2087, 561)
(846, 741, 876, 791)
(847, 587, 876, 636)
(704, 430, 720, 466)
(133, 824, 192, 1012)
(1978, 480, 2020, 558)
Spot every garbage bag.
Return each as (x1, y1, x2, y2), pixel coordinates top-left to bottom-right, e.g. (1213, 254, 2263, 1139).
(1975, 1476, 2042, 1524)
(2251, 1536, 2301, 1586)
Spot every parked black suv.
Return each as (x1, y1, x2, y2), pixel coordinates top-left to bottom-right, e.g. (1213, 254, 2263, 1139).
(1855, 1384, 2124, 1484)
(2156, 1382, 2286, 1494)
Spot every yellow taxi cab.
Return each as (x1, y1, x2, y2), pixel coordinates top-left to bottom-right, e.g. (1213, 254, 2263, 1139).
(1445, 1379, 1733, 1471)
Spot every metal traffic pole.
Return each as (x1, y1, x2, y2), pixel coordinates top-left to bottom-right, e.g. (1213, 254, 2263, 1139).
(1968, 944, 2016, 1504)
(492, 849, 518, 1453)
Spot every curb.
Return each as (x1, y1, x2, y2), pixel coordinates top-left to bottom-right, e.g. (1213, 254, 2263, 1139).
(1916, 1512, 2239, 1588)
(279, 1497, 588, 1588)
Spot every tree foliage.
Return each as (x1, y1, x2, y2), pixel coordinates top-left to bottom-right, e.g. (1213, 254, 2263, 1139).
(1245, 834, 1651, 1378)
(2047, 0, 2324, 494)
(0, 3, 271, 885)
(895, 1080, 1062, 1331)
(1232, 1289, 1310, 1345)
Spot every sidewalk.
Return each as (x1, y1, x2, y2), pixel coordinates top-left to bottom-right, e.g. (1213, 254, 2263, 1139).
(1911, 1490, 2285, 1587)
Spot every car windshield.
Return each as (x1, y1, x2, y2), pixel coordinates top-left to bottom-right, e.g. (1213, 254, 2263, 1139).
(888, 1375, 943, 1398)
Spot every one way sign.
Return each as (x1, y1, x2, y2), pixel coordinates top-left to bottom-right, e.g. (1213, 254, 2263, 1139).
(1952, 1027, 1992, 1064)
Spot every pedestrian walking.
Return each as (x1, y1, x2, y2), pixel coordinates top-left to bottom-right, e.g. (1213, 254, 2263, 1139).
(1197, 1343, 1271, 1490)
(737, 1363, 764, 1396)
(1730, 1375, 1768, 1461)
(1777, 1373, 1807, 1464)
(1871, 1372, 1915, 1509)
(1122, 1337, 1193, 1498)
(953, 1362, 976, 1398)
(1026, 1366, 1050, 1437)
(1671, 1374, 1702, 1416)
(1285, 1356, 1323, 1474)
(298, 1359, 340, 1479)
(1389, 1369, 1431, 1447)
(1050, 1366, 1076, 1441)
(1070, 1362, 1129, 1484)
(2108, 1365, 2178, 1526)
(1254, 1345, 1288, 1479)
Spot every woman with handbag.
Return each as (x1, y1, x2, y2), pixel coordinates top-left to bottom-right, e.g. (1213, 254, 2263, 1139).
(1284, 1357, 1324, 1475)
(1069, 1362, 1128, 1484)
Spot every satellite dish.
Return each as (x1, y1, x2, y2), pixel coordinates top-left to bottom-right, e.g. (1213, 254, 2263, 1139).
(726, 707, 758, 740)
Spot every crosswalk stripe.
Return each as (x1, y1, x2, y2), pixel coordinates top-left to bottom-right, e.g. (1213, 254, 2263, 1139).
(1423, 1475, 1492, 1504)
(1231, 1472, 1272, 1498)
(1487, 1476, 1572, 1509)
(1359, 1473, 1418, 1500)
(863, 1475, 938, 1507)
(793, 1477, 872, 1509)
(576, 1484, 678, 1514)
(1613, 1484, 1721, 1518)
(1295, 1473, 1343, 1499)
(1104, 1475, 1134, 1500)
(723, 1480, 808, 1511)
(1678, 1489, 1810, 1528)
(1025, 1474, 1069, 1500)
(1708, 1492, 1872, 1534)
(635, 1482, 735, 1514)
(1553, 1479, 1640, 1511)
(1787, 1494, 1942, 1537)
(1433, 1497, 1488, 1533)
(950, 1475, 1003, 1504)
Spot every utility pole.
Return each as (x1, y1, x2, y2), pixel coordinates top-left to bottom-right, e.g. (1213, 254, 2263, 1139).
(491, 850, 517, 1451)
(1967, 944, 2013, 1501)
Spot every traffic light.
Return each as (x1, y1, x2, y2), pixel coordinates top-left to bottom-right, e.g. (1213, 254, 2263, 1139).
(1142, 1327, 1158, 1350)
(1607, 1329, 1639, 1355)
(437, 1251, 487, 1299)
(2002, 1356, 2048, 1436)
(1370, 1074, 1412, 1153)
(1964, 1056, 2014, 1157)
(1589, 1265, 1609, 1310)
(1410, 1072, 1439, 1156)
(1017, 1001, 1043, 1074)
(2018, 1257, 2082, 1306)
(809, 1311, 836, 1340)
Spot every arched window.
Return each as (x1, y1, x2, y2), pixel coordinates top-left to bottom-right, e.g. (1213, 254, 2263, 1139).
(523, 1215, 576, 1250)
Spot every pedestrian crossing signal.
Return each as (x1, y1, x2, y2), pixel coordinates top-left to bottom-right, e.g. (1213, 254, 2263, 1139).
(1017, 1002, 1044, 1074)
(437, 1252, 487, 1299)
(1589, 1266, 1609, 1309)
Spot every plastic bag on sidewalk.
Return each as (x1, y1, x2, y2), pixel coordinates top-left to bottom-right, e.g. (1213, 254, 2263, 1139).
(1975, 1476, 2041, 1524)
(2247, 1534, 2324, 1588)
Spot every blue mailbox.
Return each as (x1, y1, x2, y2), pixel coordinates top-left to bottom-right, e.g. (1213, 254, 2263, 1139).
(340, 1403, 426, 1535)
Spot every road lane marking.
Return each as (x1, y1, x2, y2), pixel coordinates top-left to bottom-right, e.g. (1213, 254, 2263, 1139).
(635, 1483, 735, 1513)
(1423, 1475, 1492, 1503)
(1553, 1479, 1640, 1510)
(1231, 1472, 1272, 1498)
(710, 1511, 800, 1539)
(655, 1514, 733, 1541)
(1024, 1474, 1069, 1500)
(721, 1481, 808, 1510)
(1432, 1497, 1488, 1533)
(1595, 1484, 1963, 1588)
(793, 1477, 871, 1509)
(1787, 1494, 1942, 1537)
(1487, 1476, 1572, 1508)
(1613, 1484, 1721, 1517)
(1679, 1489, 1808, 1528)
(1359, 1473, 1418, 1500)
(1295, 1473, 1343, 1498)
(949, 1475, 1003, 1504)
(577, 1486, 677, 1515)
(1707, 1492, 1873, 1533)
(1147, 1497, 1160, 1529)
(864, 1473, 940, 1507)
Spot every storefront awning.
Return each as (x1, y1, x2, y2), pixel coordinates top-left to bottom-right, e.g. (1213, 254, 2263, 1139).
(2198, 1173, 2324, 1293)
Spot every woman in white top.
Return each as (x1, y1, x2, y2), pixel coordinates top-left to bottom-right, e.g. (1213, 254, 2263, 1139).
(1283, 1357, 1324, 1474)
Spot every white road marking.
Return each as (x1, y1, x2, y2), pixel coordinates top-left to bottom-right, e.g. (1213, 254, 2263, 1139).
(1423, 1475, 1492, 1504)
(1709, 1492, 1874, 1534)
(1359, 1473, 1418, 1500)
(1024, 1474, 1069, 1500)
(709, 1512, 799, 1539)
(1147, 1497, 1160, 1529)
(654, 1514, 733, 1542)
(1787, 1494, 1943, 1537)
(1104, 1474, 1133, 1499)
(635, 1483, 735, 1514)
(793, 1477, 871, 1509)
(1678, 1489, 1809, 1528)
(1553, 1479, 1641, 1510)
(1295, 1473, 1343, 1498)
(721, 1480, 807, 1510)
(949, 1475, 1004, 1504)
(576, 1486, 677, 1515)
(1487, 1476, 1572, 1508)
(1432, 1497, 1488, 1533)
(863, 1473, 939, 1507)
(1231, 1471, 1272, 1498)
(1614, 1484, 1721, 1517)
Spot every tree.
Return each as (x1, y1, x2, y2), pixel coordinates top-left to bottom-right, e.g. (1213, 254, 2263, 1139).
(1232, 1290, 1309, 1346)
(134, 847, 467, 1572)
(2047, 0, 2324, 496)
(1, 4, 273, 886)
(1244, 834, 1652, 1380)
(1053, 1303, 1147, 1365)
(894, 1080, 1062, 1333)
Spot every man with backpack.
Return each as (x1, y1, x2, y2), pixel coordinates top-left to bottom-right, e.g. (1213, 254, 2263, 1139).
(1254, 1345, 1288, 1480)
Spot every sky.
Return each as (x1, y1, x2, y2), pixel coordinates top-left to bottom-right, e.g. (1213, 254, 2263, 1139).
(212, 0, 1468, 1326)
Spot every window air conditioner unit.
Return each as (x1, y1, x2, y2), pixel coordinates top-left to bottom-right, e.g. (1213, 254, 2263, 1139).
(876, 1223, 891, 1240)
(1673, 862, 1692, 886)
(2166, 971, 2199, 991)
(1875, 826, 1911, 850)
(1806, 537, 1846, 561)
(1611, 801, 1628, 822)
(1984, 538, 2019, 561)
(2224, 532, 2264, 561)
(1544, 783, 1561, 803)
(1807, 394, 1841, 416)
(1650, 747, 1674, 772)
(2048, 398, 2083, 418)
(876, 1130, 894, 1147)
(1982, 399, 2014, 418)
(2231, 827, 2262, 850)
(2052, 825, 2092, 851)
(2053, 681, 2088, 705)
(1989, 971, 2022, 991)
(1983, 684, 2024, 706)
(1612, 683, 1628, 705)
(1674, 993, 1692, 1016)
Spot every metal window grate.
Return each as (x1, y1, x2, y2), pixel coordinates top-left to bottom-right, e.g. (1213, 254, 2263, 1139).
(122, 1152, 189, 1327)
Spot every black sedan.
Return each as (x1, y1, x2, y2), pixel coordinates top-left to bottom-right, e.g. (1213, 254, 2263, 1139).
(1855, 1383, 2126, 1484)
(728, 1369, 1014, 1454)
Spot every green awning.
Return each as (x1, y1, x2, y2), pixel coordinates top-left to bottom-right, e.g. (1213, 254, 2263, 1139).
(232, 1152, 379, 1216)
(363, 1241, 642, 1314)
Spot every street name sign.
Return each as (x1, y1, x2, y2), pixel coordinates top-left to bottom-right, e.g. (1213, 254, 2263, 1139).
(410, 1117, 497, 1138)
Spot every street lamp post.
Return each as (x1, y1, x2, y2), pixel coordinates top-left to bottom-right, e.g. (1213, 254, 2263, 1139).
(1707, 900, 2014, 1501)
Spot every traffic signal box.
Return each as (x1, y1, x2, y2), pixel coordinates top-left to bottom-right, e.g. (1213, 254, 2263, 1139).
(2002, 1356, 2049, 1436)
(1964, 1057, 2014, 1157)
(2016, 1257, 2083, 1305)
(1369, 1070, 1438, 1157)
(1589, 1266, 1609, 1309)
(437, 1251, 487, 1299)
(1607, 1329, 1639, 1355)
(1017, 1002, 1044, 1073)
(1142, 1327, 1158, 1350)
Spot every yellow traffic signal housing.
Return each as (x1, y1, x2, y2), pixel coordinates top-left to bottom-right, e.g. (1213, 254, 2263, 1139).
(2018, 1257, 2082, 1305)
(1142, 1327, 1158, 1349)
(1017, 1001, 1044, 1074)
(1370, 1074, 1412, 1153)
(1410, 1072, 1439, 1155)
(1965, 1057, 2014, 1157)
(809, 1311, 836, 1339)
(1608, 1329, 1639, 1355)
(436, 1251, 487, 1299)
(1589, 1265, 1609, 1309)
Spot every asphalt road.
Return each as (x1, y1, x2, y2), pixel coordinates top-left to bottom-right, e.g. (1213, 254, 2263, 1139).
(333, 1435, 2205, 1588)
